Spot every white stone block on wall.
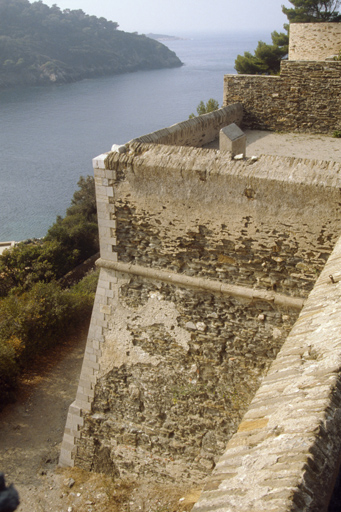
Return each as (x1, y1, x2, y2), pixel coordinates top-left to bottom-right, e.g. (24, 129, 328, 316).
(219, 123, 246, 158)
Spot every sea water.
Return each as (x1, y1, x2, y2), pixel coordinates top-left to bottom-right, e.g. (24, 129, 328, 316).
(0, 31, 270, 241)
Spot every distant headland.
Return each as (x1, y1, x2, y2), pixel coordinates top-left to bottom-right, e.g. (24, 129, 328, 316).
(0, 0, 183, 90)
(146, 33, 188, 41)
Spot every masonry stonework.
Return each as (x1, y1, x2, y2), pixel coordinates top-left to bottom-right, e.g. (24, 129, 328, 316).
(60, 123, 341, 509)
(193, 236, 341, 512)
(224, 61, 341, 133)
(289, 23, 341, 61)
(60, 26, 341, 507)
(223, 22, 341, 134)
(74, 269, 297, 483)
(130, 103, 243, 147)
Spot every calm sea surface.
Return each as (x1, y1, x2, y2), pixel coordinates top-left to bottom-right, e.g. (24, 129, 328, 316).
(0, 31, 269, 241)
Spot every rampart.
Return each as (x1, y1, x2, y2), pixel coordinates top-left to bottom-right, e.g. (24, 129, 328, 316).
(130, 103, 242, 147)
(193, 236, 341, 512)
(289, 23, 341, 61)
(59, 115, 341, 508)
(60, 22, 341, 505)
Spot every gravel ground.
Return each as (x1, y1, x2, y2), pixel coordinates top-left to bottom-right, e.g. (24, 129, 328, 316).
(206, 130, 341, 162)
(245, 130, 341, 162)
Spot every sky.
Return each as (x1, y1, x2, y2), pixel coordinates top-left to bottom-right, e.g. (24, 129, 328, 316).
(41, 0, 292, 35)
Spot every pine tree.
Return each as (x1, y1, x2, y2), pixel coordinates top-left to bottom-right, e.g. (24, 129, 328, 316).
(235, 0, 341, 75)
(282, 0, 341, 22)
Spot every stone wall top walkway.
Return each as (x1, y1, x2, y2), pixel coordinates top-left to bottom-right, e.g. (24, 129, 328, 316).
(206, 130, 341, 163)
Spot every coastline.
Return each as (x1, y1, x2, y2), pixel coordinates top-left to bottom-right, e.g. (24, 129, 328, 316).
(0, 59, 183, 91)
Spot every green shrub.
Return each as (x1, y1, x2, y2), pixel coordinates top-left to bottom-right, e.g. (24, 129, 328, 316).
(0, 270, 99, 409)
(0, 336, 20, 405)
(70, 268, 99, 298)
(0, 282, 73, 362)
(0, 175, 98, 298)
(189, 98, 220, 118)
(0, 174, 100, 409)
(332, 130, 341, 138)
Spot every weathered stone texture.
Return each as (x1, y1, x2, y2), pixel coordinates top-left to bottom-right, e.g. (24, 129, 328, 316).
(67, 141, 341, 495)
(130, 104, 243, 147)
(61, 110, 341, 510)
(107, 144, 341, 298)
(74, 273, 298, 483)
(289, 23, 341, 61)
(192, 236, 341, 512)
(224, 61, 341, 133)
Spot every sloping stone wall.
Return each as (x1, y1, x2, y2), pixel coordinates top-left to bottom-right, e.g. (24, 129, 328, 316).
(106, 143, 341, 299)
(224, 61, 341, 133)
(74, 269, 297, 483)
(289, 23, 341, 61)
(60, 142, 341, 502)
(192, 235, 341, 512)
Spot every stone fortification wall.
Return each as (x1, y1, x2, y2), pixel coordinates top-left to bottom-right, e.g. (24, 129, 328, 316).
(107, 144, 340, 298)
(289, 23, 341, 61)
(193, 235, 341, 512)
(60, 142, 341, 497)
(130, 104, 242, 147)
(224, 61, 341, 133)
(74, 268, 298, 483)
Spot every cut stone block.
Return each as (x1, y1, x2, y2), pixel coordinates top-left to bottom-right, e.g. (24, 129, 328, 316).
(219, 123, 246, 158)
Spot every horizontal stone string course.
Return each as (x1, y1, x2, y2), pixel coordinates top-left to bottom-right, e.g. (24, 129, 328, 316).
(103, 143, 341, 300)
(96, 258, 305, 310)
(61, 66, 341, 510)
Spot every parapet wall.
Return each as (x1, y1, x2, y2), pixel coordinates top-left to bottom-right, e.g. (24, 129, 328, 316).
(289, 23, 341, 61)
(106, 144, 340, 298)
(130, 103, 242, 147)
(60, 142, 341, 510)
(224, 60, 341, 133)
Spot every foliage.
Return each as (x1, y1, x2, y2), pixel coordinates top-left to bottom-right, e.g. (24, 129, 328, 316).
(0, 175, 99, 297)
(45, 175, 98, 264)
(0, 173, 100, 405)
(333, 130, 341, 137)
(66, 175, 97, 221)
(333, 49, 341, 61)
(0, 0, 182, 89)
(235, 30, 288, 75)
(0, 270, 99, 407)
(70, 267, 99, 298)
(189, 98, 220, 118)
(282, 0, 341, 22)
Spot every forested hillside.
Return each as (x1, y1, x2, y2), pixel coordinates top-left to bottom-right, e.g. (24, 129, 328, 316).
(0, 0, 182, 89)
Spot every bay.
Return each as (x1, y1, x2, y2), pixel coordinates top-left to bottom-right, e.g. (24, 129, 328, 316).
(0, 30, 269, 241)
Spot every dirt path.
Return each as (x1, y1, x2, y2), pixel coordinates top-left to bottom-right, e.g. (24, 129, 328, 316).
(0, 328, 87, 511)
(0, 327, 199, 512)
